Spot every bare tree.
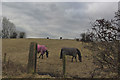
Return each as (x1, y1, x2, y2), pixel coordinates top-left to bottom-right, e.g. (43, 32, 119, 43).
(91, 19, 118, 42)
(88, 10, 120, 78)
(2, 17, 16, 38)
(114, 10, 120, 40)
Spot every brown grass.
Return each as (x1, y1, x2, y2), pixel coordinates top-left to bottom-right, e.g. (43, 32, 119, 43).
(2, 38, 94, 78)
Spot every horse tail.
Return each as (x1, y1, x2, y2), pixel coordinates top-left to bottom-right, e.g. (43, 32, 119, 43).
(76, 48, 82, 62)
(60, 48, 63, 59)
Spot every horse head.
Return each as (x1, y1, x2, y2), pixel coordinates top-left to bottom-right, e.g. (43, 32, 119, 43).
(79, 56, 82, 62)
(60, 49, 63, 59)
(76, 48, 82, 62)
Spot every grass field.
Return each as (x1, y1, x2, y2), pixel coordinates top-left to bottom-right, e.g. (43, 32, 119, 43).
(2, 38, 94, 78)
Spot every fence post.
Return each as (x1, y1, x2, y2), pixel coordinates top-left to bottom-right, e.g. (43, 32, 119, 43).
(118, 40, 120, 77)
(27, 42, 37, 73)
(34, 43, 37, 73)
(63, 54, 66, 78)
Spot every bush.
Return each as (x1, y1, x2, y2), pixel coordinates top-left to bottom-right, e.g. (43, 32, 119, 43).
(10, 32, 17, 38)
(19, 32, 26, 38)
(60, 37, 62, 40)
(47, 37, 49, 39)
(75, 38, 80, 41)
(2, 59, 26, 77)
(85, 41, 119, 78)
(80, 33, 93, 42)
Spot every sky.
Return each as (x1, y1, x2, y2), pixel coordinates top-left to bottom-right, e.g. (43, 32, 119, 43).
(2, 2, 118, 39)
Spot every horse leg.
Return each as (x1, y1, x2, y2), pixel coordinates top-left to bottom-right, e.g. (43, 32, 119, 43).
(42, 54, 43, 59)
(71, 56, 74, 62)
(39, 54, 42, 58)
(75, 56, 77, 62)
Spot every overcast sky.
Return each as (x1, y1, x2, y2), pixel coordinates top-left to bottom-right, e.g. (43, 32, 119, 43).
(2, 2, 118, 39)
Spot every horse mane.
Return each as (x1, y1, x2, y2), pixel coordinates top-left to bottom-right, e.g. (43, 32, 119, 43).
(76, 48, 82, 62)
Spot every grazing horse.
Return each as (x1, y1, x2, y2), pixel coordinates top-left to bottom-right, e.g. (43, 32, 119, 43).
(60, 48, 82, 62)
(37, 44, 49, 59)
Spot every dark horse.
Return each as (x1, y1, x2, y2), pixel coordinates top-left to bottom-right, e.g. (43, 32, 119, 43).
(60, 48, 82, 62)
(37, 44, 49, 59)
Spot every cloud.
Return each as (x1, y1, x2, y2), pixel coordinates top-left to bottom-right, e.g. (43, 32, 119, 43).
(2, 0, 119, 2)
(86, 2, 118, 20)
(2, 2, 118, 39)
(0, 2, 2, 31)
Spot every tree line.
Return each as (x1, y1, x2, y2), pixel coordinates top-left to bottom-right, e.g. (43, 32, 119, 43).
(80, 10, 120, 42)
(1, 17, 26, 39)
